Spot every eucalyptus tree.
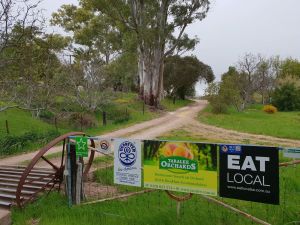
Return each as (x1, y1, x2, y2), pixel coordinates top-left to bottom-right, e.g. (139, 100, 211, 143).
(102, 0, 210, 106)
(53, 0, 210, 107)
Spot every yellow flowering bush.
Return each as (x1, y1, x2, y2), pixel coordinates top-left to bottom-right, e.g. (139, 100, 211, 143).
(263, 105, 278, 114)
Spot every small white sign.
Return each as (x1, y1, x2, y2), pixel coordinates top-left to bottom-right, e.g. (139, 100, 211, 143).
(114, 138, 142, 187)
(283, 148, 300, 159)
(94, 138, 112, 154)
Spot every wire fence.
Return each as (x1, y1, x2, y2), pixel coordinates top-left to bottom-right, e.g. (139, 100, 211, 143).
(81, 151, 300, 225)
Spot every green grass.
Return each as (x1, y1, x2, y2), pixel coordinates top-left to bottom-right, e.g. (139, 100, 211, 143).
(199, 104, 300, 139)
(160, 98, 194, 111)
(0, 108, 62, 136)
(12, 163, 300, 225)
(92, 155, 113, 166)
(12, 191, 254, 225)
(0, 130, 62, 158)
(11, 128, 300, 225)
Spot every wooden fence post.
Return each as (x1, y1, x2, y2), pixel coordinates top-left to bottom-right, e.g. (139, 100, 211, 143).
(143, 102, 145, 115)
(103, 111, 107, 126)
(54, 117, 58, 131)
(75, 160, 83, 205)
(5, 120, 9, 134)
(80, 114, 83, 131)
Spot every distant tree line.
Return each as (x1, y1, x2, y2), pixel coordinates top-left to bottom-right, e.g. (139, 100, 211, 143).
(206, 53, 300, 113)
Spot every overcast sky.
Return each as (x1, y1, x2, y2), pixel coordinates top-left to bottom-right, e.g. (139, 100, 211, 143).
(40, 0, 300, 95)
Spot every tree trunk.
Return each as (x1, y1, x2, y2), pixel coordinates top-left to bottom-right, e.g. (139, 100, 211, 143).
(139, 46, 164, 107)
(138, 47, 145, 98)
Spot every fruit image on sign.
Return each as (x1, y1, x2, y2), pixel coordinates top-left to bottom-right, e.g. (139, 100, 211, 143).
(159, 142, 198, 173)
(144, 140, 218, 196)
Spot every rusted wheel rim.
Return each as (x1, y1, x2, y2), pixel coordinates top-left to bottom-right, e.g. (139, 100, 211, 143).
(16, 132, 95, 207)
(165, 190, 193, 202)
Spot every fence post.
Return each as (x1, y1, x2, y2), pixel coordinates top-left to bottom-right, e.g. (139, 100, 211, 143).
(5, 120, 9, 134)
(102, 111, 107, 126)
(143, 102, 145, 115)
(54, 117, 58, 131)
(75, 159, 83, 205)
(80, 114, 83, 131)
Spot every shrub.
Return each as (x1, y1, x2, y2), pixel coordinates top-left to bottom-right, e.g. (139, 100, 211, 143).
(263, 105, 278, 114)
(272, 83, 300, 111)
(112, 110, 131, 124)
(210, 98, 228, 114)
(0, 130, 61, 156)
(69, 113, 96, 129)
(104, 107, 131, 124)
(39, 110, 54, 120)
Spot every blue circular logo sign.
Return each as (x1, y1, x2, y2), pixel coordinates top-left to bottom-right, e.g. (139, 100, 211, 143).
(118, 141, 137, 166)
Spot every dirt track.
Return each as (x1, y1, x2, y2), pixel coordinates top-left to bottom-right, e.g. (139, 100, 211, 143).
(185, 119, 300, 147)
(1, 100, 300, 166)
(0, 100, 206, 166)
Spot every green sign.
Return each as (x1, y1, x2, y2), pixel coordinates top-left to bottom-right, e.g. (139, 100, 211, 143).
(75, 136, 88, 157)
(159, 156, 198, 173)
(144, 141, 218, 196)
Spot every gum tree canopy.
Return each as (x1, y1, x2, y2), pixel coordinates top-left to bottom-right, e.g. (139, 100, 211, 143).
(54, 0, 210, 107)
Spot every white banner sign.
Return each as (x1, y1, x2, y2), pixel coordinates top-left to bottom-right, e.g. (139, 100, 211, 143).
(283, 148, 300, 159)
(114, 138, 142, 187)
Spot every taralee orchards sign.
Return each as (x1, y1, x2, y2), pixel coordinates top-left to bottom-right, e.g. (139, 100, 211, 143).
(219, 145, 279, 205)
(143, 141, 218, 196)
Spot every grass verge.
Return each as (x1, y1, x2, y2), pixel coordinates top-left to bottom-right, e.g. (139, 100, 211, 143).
(160, 98, 194, 111)
(199, 104, 300, 139)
